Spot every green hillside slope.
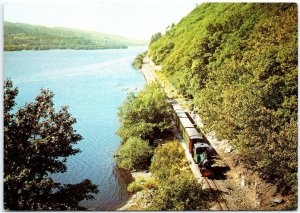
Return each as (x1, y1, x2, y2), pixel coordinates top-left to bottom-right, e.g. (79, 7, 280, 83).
(4, 22, 148, 51)
(148, 3, 297, 203)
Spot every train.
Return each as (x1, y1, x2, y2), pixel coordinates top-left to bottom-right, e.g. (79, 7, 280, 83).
(170, 99, 213, 177)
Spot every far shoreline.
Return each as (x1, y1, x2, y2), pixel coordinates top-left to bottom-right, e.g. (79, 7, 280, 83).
(4, 47, 128, 52)
(4, 45, 149, 52)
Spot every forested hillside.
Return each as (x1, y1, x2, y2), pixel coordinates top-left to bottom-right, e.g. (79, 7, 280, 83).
(148, 3, 297, 202)
(4, 22, 147, 50)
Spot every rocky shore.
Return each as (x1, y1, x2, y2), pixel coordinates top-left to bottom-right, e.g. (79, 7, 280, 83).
(118, 171, 153, 211)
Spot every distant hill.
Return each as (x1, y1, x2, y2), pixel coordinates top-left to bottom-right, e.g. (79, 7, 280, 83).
(4, 22, 148, 51)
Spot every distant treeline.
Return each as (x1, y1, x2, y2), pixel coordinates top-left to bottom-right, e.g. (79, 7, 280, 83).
(148, 3, 297, 205)
(4, 22, 148, 51)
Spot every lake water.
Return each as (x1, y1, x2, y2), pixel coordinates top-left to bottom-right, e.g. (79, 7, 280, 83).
(4, 46, 147, 210)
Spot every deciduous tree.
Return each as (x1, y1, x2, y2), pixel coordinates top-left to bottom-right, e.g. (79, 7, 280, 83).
(4, 79, 99, 210)
(117, 82, 171, 143)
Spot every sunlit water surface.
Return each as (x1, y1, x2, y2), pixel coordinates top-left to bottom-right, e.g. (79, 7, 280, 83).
(4, 46, 147, 210)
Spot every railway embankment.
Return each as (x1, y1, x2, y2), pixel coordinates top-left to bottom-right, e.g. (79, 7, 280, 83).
(139, 57, 287, 210)
(140, 58, 236, 210)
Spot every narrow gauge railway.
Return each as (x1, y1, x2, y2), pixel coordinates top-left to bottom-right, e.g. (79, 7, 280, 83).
(204, 177, 230, 210)
(169, 99, 230, 211)
(170, 99, 212, 175)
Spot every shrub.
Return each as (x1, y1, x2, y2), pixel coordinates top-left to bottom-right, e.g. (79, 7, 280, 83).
(132, 51, 147, 69)
(127, 181, 144, 193)
(116, 137, 153, 171)
(148, 140, 209, 210)
(144, 177, 158, 190)
(150, 141, 189, 181)
(147, 174, 210, 210)
(118, 82, 171, 143)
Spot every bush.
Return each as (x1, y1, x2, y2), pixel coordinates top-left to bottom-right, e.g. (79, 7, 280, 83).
(144, 177, 158, 190)
(147, 173, 209, 210)
(127, 181, 144, 193)
(132, 51, 147, 69)
(116, 137, 153, 171)
(148, 141, 209, 210)
(150, 141, 189, 181)
(118, 82, 171, 143)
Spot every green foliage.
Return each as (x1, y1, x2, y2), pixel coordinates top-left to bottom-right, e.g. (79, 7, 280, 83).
(4, 22, 148, 51)
(144, 177, 158, 190)
(148, 175, 209, 211)
(116, 82, 171, 172)
(150, 32, 163, 45)
(132, 51, 147, 69)
(116, 137, 153, 171)
(117, 82, 172, 142)
(127, 181, 144, 193)
(150, 141, 189, 181)
(127, 176, 158, 192)
(4, 79, 98, 210)
(148, 141, 209, 210)
(148, 2, 297, 203)
(50, 179, 98, 210)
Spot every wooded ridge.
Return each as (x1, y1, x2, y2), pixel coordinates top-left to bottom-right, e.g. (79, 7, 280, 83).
(148, 3, 297, 206)
(4, 22, 147, 51)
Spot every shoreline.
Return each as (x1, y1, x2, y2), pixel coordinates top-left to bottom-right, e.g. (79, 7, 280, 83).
(118, 56, 161, 211)
(117, 58, 154, 211)
(117, 171, 153, 211)
(4, 47, 129, 52)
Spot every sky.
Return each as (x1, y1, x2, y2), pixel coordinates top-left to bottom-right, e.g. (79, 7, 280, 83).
(3, 0, 203, 40)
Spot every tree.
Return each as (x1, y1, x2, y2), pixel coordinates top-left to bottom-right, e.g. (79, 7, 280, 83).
(148, 141, 210, 210)
(132, 51, 147, 69)
(150, 32, 162, 45)
(147, 175, 210, 211)
(116, 137, 153, 171)
(117, 82, 171, 143)
(4, 79, 99, 210)
(148, 3, 297, 205)
(150, 141, 189, 181)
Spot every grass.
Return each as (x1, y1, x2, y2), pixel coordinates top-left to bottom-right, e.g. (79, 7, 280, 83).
(127, 181, 144, 193)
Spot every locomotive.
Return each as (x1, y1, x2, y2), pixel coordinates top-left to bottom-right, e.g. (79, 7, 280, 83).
(170, 100, 212, 176)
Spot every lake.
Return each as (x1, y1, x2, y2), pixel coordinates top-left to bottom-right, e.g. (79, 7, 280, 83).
(4, 46, 147, 210)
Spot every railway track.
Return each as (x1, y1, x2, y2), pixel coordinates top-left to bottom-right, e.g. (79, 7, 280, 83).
(142, 59, 232, 210)
(204, 177, 230, 211)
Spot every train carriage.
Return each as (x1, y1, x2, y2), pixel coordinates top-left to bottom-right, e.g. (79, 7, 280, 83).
(185, 127, 202, 155)
(170, 100, 211, 170)
(175, 111, 188, 128)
